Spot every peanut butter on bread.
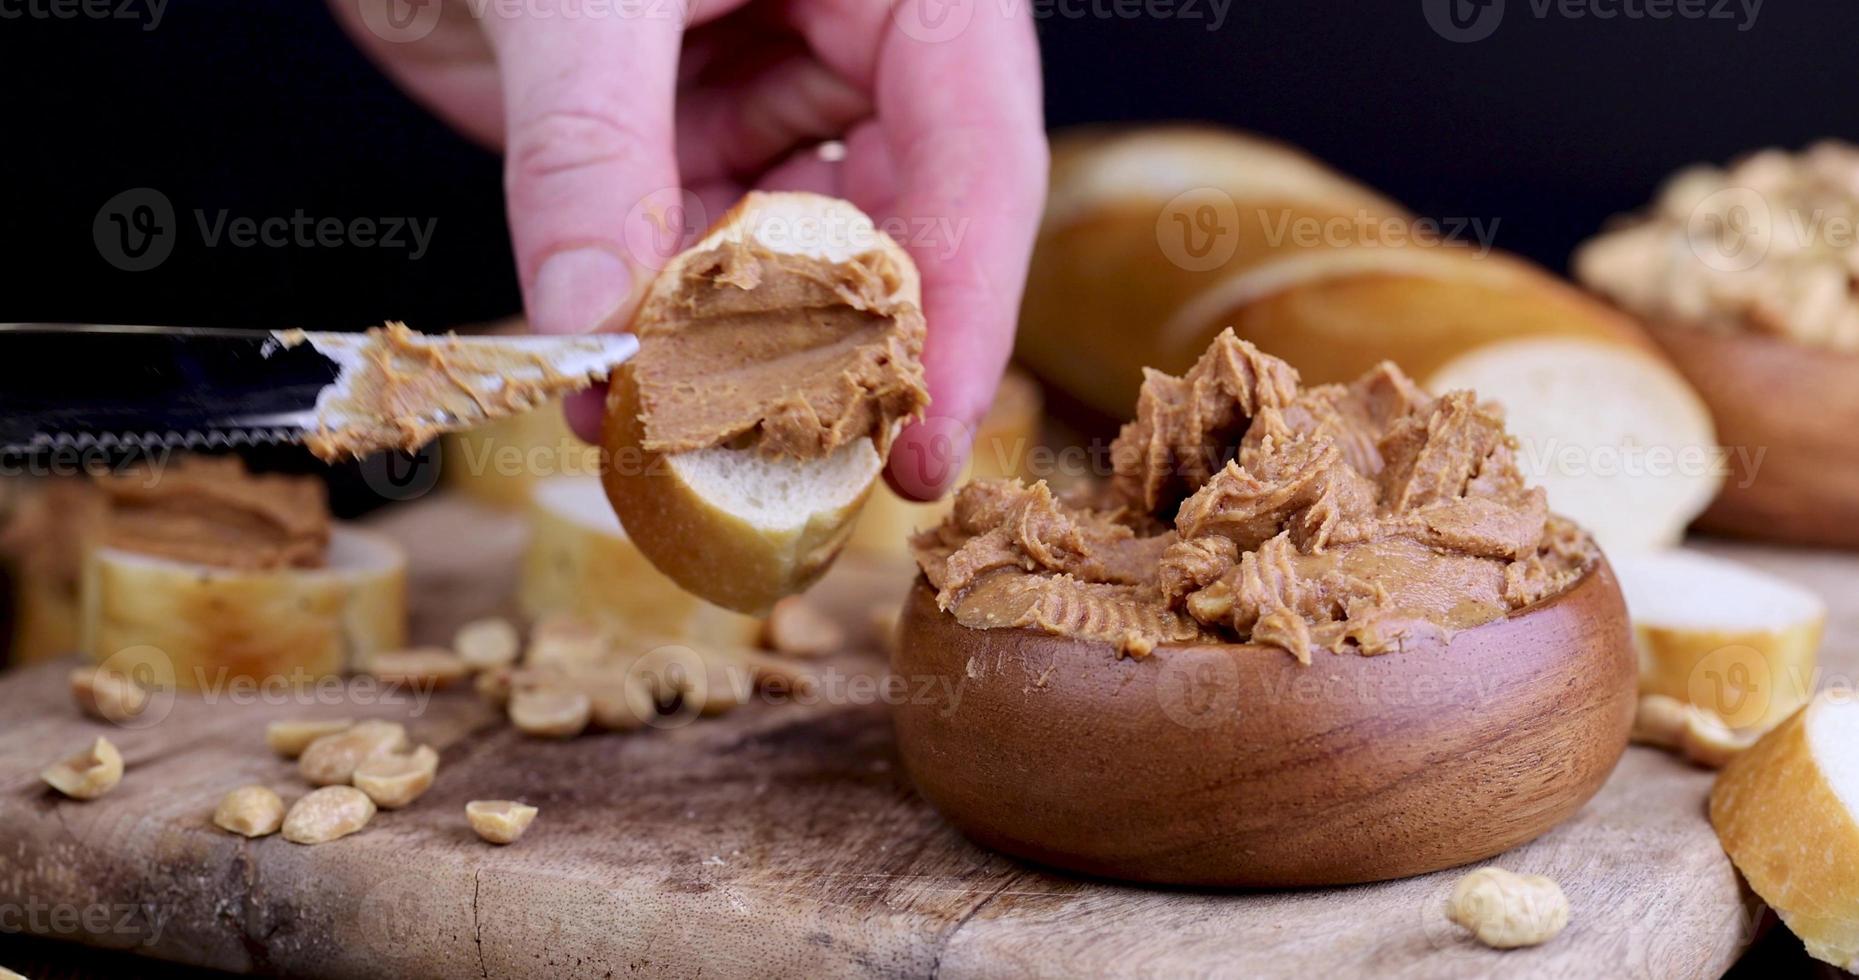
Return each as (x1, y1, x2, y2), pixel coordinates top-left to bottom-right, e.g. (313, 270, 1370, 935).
(94, 455, 329, 570)
(911, 330, 1599, 663)
(627, 240, 930, 461)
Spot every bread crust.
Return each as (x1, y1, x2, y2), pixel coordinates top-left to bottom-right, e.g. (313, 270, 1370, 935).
(892, 560, 1636, 887)
(1712, 695, 1859, 970)
(79, 526, 407, 688)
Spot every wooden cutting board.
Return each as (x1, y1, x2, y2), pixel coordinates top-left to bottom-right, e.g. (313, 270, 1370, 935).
(5, 497, 1838, 980)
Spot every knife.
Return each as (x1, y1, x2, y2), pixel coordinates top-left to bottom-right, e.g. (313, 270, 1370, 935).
(0, 323, 636, 455)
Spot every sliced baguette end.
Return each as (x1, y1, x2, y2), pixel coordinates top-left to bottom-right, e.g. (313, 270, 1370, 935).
(602, 365, 882, 616)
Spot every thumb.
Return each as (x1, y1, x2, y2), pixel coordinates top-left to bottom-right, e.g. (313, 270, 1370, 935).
(484, 10, 691, 337)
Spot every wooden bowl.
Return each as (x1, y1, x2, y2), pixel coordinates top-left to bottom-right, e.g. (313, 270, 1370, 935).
(1645, 321, 1859, 549)
(890, 561, 1636, 887)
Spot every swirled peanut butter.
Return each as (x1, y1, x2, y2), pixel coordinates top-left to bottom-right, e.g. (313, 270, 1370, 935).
(628, 240, 930, 460)
(94, 455, 329, 570)
(911, 331, 1597, 663)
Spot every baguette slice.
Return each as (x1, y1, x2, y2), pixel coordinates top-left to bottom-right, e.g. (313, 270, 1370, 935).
(1614, 549, 1824, 734)
(79, 526, 407, 688)
(1711, 691, 1859, 970)
(602, 193, 924, 614)
(521, 476, 761, 647)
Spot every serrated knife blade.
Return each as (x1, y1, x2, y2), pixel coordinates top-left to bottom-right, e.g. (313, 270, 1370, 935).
(0, 323, 636, 456)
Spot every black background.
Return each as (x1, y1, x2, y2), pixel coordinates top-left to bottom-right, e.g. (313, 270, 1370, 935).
(2, 0, 1852, 334)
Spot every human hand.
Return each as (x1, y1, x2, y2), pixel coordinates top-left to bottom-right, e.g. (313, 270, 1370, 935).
(330, 0, 1047, 500)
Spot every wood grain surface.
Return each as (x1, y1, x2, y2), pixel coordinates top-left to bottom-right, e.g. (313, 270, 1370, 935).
(0, 497, 1803, 979)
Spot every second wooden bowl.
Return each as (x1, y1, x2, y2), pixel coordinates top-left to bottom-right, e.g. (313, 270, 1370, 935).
(1646, 321, 1859, 549)
(891, 560, 1636, 887)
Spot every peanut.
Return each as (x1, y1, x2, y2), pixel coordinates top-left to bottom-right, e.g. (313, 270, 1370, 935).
(1631, 694, 1760, 769)
(1446, 867, 1569, 949)
(299, 720, 408, 786)
(760, 597, 845, 657)
(509, 688, 590, 739)
(455, 617, 520, 670)
(475, 665, 515, 707)
(367, 647, 471, 688)
(466, 800, 538, 845)
(282, 786, 375, 844)
(266, 718, 355, 759)
(353, 745, 439, 809)
(524, 615, 612, 667)
(69, 667, 148, 723)
(213, 785, 286, 837)
(41, 736, 124, 801)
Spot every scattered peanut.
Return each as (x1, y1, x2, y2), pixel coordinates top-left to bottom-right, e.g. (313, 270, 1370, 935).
(524, 616, 612, 667)
(367, 647, 471, 688)
(266, 718, 355, 759)
(353, 745, 440, 809)
(466, 800, 538, 845)
(69, 667, 148, 723)
(1446, 867, 1570, 949)
(299, 720, 409, 786)
(1630, 694, 1760, 769)
(282, 786, 376, 844)
(475, 665, 515, 707)
(41, 736, 124, 801)
(509, 688, 591, 738)
(455, 617, 521, 670)
(213, 785, 286, 837)
(760, 597, 845, 657)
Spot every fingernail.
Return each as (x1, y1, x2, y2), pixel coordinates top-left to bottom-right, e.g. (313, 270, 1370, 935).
(531, 248, 633, 335)
(886, 415, 974, 501)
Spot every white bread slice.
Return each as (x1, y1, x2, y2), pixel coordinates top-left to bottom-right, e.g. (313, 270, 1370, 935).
(1614, 549, 1824, 735)
(79, 526, 407, 688)
(521, 476, 761, 647)
(602, 192, 923, 614)
(1711, 691, 1859, 969)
